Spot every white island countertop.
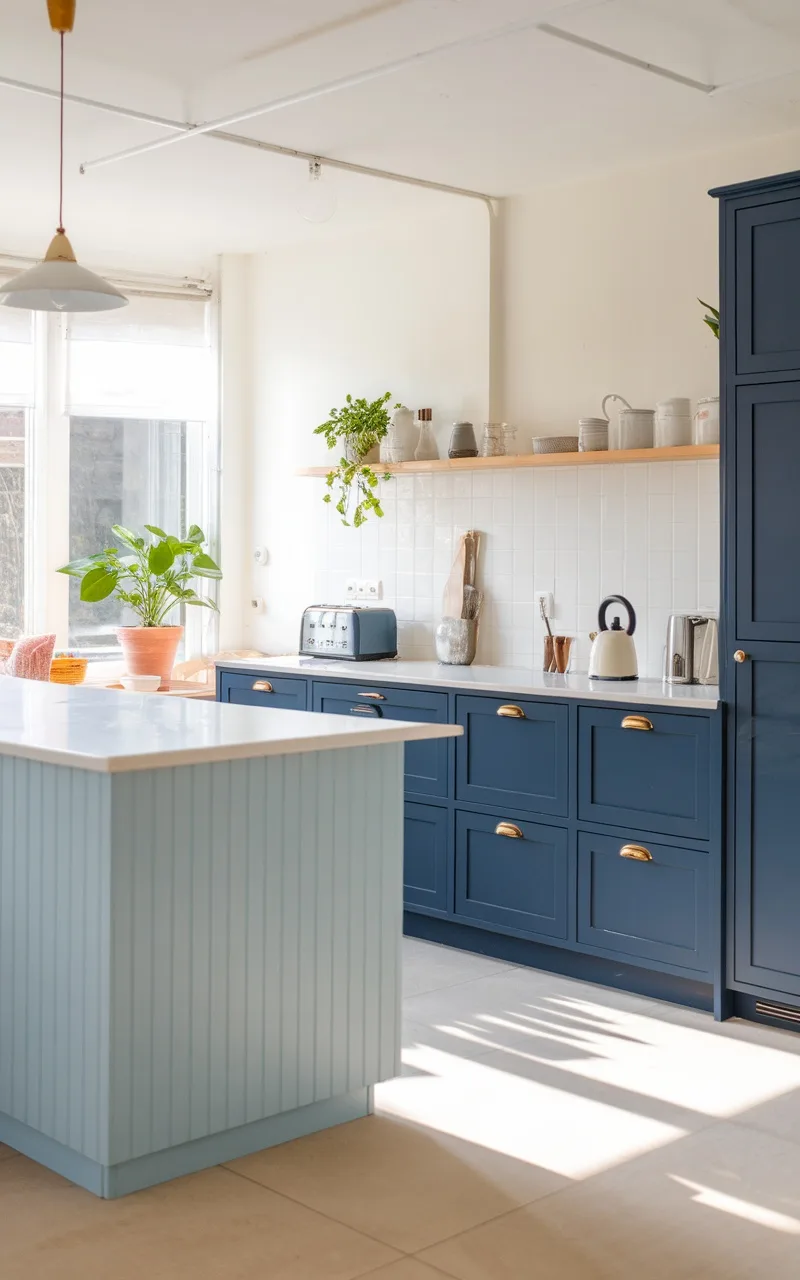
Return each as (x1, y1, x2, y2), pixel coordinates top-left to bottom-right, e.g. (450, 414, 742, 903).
(218, 656, 721, 710)
(0, 676, 461, 773)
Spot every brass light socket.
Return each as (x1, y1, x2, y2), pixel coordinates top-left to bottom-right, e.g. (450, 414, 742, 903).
(47, 0, 76, 33)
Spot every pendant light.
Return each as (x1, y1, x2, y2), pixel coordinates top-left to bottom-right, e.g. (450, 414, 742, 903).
(0, 0, 127, 313)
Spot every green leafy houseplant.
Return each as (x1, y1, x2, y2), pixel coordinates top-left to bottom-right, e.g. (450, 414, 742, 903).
(699, 298, 720, 340)
(314, 391, 395, 527)
(57, 524, 221, 624)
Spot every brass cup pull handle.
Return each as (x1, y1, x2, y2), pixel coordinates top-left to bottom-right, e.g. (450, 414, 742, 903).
(620, 844, 653, 862)
(495, 822, 523, 839)
(621, 714, 653, 731)
(734, 650, 748, 664)
(252, 681, 274, 693)
(497, 705, 526, 719)
(358, 692, 386, 700)
(351, 705, 379, 715)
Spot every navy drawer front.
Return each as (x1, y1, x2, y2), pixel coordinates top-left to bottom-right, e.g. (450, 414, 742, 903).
(312, 681, 449, 797)
(578, 706, 710, 840)
(577, 830, 711, 975)
(456, 695, 568, 816)
(404, 802, 449, 914)
(219, 670, 308, 711)
(455, 810, 568, 940)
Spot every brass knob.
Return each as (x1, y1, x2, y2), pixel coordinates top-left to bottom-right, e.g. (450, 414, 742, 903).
(621, 715, 653, 731)
(733, 650, 748, 664)
(620, 844, 653, 862)
(252, 680, 273, 693)
(358, 692, 385, 700)
(497, 704, 526, 719)
(495, 822, 523, 839)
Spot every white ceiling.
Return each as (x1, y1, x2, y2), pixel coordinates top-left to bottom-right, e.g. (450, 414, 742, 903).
(2, 0, 800, 273)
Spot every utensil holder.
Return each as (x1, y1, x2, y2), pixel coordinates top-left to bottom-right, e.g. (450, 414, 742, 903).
(543, 635, 572, 674)
(436, 618, 478, 665)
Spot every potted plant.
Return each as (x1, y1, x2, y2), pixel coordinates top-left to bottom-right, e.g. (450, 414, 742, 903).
(314, 392, 395, 527)
(58, 524, 221, 685)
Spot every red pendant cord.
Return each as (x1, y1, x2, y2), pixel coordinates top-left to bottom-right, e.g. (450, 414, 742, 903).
(57, 31, 65, 233)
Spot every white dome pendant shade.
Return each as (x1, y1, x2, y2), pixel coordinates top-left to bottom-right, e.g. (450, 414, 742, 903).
(0, 0, 127, 314)
(0, 232, 127, 312)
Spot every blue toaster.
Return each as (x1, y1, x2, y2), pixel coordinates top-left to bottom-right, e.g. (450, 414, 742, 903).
(299, 606, 398, 660)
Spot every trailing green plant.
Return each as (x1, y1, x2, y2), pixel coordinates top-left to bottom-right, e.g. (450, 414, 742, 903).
(57, 524, 221, 627)
(698, 298, 720, 340)
(314, 391, 396, 527)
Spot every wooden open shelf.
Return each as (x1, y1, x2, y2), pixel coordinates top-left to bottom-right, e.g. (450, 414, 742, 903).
(297, 443, 719, 477)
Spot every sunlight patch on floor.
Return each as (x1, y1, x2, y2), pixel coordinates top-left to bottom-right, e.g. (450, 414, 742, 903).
(379, 1045, 688, 1179)
(669, 1175, 800, 1234)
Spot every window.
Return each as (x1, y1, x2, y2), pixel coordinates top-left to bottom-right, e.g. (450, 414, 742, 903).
(0, 408, 26, 637)
(0, 276, 217, 656)
(0, 302, 33, 638)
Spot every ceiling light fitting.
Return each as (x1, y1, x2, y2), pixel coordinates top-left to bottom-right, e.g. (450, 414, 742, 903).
(301, 159, 338, 224)
(0, 0, 127, 313)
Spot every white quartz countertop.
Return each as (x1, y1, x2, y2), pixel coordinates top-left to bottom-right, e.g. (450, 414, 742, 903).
(218, 656, 721, 710)
(0, 677, 461, 773)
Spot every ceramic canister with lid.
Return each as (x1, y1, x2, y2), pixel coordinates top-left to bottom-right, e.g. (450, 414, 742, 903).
(602, 394, 654, 451)
(693, 396, 720, 444)
(655, 397, 692, 447)
(578, 417, 609, 452)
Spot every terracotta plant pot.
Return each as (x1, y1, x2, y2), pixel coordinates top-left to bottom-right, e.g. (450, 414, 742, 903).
(117, 626, 183, 688)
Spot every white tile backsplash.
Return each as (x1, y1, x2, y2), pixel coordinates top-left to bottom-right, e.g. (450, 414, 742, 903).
(314, 460, 720, 677)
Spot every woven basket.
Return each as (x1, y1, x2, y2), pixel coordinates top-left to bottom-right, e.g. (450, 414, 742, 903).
(50, 656, 89, 685)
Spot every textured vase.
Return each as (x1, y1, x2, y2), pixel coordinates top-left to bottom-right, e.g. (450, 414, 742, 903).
(117, 626, 183, 687)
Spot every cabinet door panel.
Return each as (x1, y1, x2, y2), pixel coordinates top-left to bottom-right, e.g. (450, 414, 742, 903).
(218, 670, 308, 711)
(734, 650, 800, 996)
(736, 198, 800, 374)
(404, 803, 448, 914)
(454, 810, 568, 940)
(456, 695, 568, 816)
(577, 830, 711, 976)
(578, 706, 710, 840)
(312, 681, 449, 797)
(736, 383, 800, 641)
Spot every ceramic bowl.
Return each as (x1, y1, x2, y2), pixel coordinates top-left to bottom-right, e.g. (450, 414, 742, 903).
(532, 435, 579, 455)
(119, 674, 162, 693)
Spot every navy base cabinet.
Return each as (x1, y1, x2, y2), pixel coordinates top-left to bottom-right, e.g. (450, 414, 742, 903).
(217, 664, 721, 1016)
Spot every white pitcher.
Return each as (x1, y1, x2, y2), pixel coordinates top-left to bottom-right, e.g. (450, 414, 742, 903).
(602, 393, 654, 451)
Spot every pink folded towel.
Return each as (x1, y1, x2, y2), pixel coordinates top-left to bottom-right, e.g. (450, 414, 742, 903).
(3, 634, 56, 681)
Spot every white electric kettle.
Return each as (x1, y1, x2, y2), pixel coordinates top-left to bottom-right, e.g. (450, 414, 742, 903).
(588, 595, 638, 681)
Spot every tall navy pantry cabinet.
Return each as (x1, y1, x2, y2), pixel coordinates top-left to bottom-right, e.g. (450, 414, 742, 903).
(713, 170, 800, 1025)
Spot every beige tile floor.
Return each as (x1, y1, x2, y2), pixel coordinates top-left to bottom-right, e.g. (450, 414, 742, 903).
(6, 937, 800, 1278)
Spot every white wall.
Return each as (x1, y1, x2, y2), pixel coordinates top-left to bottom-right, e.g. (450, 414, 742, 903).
(240, 204, 491, 656)
(228, 129, 800, 674)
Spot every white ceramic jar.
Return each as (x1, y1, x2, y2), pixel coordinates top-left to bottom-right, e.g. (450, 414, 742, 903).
(578, 417, 609, 452)
(655, 397, 692, 447)
(693, 396, 720, 445)
(602, 394, 654, 451)
(380, 405, 415, 464)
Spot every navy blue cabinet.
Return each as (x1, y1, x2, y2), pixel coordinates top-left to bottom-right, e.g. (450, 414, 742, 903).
(217, 664, 720, 1013)
(455, 810, 568, 940)
(578, 706, 710, 841)
(733, 196, 800, 375)
(732, 651, 800, 997)
(734, 382, 800, 643)
(404, 802, 449, 915)
(577, 830, 711, 977)
(456, 694, 568, 816)
(218, 670, 307, 711)
(714, 169, 800, 1017)
(312, 680, 449, 798)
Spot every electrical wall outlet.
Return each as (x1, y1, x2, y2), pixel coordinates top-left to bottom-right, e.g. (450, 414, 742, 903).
(345, 578, 358, 600)
(535, 590, 554, 619)
(354, 579, 382, 601)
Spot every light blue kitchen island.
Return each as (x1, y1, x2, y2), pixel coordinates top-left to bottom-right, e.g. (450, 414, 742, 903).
(0, 677, 459, 1197)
